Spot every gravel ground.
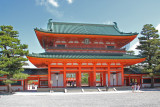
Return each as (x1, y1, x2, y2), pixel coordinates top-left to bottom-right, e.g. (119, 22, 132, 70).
(0, 91, 160, 107)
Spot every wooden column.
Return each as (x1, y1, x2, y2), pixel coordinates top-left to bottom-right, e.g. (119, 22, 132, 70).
(103, 72, 106, 86)
(100, 73, 102, 86)
(38, 77, 40, 88)
(121, 65, 124, 86)
(141, 74, 143, 86)
(89, 72, 92, 86)
(77, 63, 81, 87)
(48, 64, 51, 88)
(129, 75, 130, 86)
(92, 63, 96, 87)
(63, 63, 66, 88)
(23, 80, 25, 91)
(108, 63, 110, 86)
(76, 72, 78, 87)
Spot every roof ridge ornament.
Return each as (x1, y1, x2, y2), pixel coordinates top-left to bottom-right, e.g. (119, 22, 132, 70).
(113, 22, 118, 28)
(47, 19, 53, 31)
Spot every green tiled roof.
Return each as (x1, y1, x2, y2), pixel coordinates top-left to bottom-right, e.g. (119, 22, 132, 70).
(35, 21, 138, 36)
(28, 53, 145, 59)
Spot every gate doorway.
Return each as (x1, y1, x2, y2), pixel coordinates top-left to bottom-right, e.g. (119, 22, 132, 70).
(66, 73, 76, 87)
(25, 80, 38, 90)
(96, 73, 103, 87)
(81, 73, 89, 87)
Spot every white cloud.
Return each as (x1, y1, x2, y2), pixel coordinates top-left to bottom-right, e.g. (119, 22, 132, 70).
(36, 0, 59, 7)
(156, 24, 160, 33)
(67, 0, 73, 4)
(128, 40, 140, 55)
(35, 0, 62, 17)
(48, 0, 59, 7)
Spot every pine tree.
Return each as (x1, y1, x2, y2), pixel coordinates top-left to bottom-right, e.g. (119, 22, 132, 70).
(0, 25, 29, 93)
(126, 50, 135, 55)
(136, 24, 160, 88)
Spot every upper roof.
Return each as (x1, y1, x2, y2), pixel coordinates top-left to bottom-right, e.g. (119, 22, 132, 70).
(35, 20, 138, 36)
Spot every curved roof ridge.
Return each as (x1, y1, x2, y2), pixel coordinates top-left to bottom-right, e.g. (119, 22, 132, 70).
(52, 21, 115, 27)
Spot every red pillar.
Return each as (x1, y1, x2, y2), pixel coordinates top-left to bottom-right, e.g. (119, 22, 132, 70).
(108, 63, 110, 86)
(76, 72, 78, 86)
(23, 80, 25, 91)
(121, 65, 124, 86)
(100, 73, 102, 86)
(38, 77, 40, 88)
(129, 75, 130, 86)
(89, 72, 92, 86)
(77, 63, 81, 87)
(48, 64, 51, 88)
(141, 74, 143, 86)
(63, 63, 66, 88)
(91, 63, 96, 87)
(103, 72, 106, 86)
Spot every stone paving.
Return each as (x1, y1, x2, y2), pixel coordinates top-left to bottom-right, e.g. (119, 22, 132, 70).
(0, 91, 160, 107)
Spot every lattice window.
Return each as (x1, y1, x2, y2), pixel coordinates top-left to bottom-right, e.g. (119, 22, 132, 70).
(73, 63, 78, 65)
(102, 63, 107, 65)
(111, 63, 115, 65)
(106, 42, 110, 44)
(51, 63, 56, 65)
(57, 63, 63, 65)
(116, 63, 121, 65)
(67, 63, 72, 65)
(96, 63, 101, 65)
(82, 63, 87, 65)
(88, 63, 93, 65)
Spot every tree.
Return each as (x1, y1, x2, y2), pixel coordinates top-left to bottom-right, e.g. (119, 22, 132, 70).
(0, 25, 29, 93)
(136, 24, 160, 88)
(126, 50, 135, 55)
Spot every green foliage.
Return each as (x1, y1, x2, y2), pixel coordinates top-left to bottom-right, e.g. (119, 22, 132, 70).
(136, 24, 160, 87)
(81, 73, 88, 84)
(0, 25, 29, 84)
(126, 50, 135, 55)
(136, 24, 160, 72)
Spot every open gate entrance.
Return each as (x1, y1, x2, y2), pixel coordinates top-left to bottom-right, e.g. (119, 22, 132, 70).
(66, 73, 76, 87)
(81, 73, 89, 87)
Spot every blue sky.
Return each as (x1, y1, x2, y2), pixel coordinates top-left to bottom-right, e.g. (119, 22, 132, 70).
(1, 0, 160, 67)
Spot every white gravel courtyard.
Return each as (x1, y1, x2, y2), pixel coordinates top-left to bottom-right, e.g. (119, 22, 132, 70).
(0, 91, 160, 107)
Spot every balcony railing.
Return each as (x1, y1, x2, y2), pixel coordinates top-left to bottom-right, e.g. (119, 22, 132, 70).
(46, 47, 126, 51)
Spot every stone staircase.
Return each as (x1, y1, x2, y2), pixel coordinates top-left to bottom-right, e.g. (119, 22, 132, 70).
(37, 86, 125, 93)
(113, 86, 132, 91)
(66, 88, 82, 93)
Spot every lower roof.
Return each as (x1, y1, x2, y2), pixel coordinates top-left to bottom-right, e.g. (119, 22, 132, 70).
(22, 68, 48, 75)
(22, 68, 145, 75)
(28, 52, 145, 59)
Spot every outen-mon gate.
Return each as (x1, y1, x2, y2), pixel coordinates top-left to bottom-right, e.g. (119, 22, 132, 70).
(27, 19, 145, 88)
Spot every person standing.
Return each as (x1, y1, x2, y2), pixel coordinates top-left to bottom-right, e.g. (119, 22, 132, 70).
(137, 84, 140, 92)
(131, 84, 134, 92)
(134, 83, 137, 92)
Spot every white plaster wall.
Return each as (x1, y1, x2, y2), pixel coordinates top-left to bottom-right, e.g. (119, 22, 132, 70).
(154, 84, 160, 87)
(0, 86, 7, 91)
(51, 74, 63, 87)
(106, 74, 108, 85)
(40, 86, 48, 88)
(110, 74, 117, 86)
(142, 84, 151, 88)
(142, 83, 160, 88)
(118, 73, 122, 85)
